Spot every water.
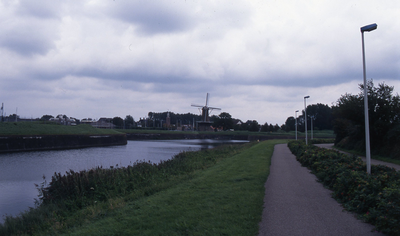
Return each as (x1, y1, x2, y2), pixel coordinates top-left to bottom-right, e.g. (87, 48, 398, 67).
(0, 139, 247, 223)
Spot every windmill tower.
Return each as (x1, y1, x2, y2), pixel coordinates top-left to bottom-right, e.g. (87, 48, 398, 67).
(166, 111, 171, 128)
(191, 93, 221, 131)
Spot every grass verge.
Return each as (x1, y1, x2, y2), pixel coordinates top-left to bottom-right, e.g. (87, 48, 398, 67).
(121, 128, 335, 138)
(334, 146, 400, 166)
(0, 122, 123, 135)
(0, 139, 287, 235)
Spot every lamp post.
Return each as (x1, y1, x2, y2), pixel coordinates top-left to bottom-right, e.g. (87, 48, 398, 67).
(361, 23, 377, 174)
(304, 96, 310, 145)
(295, 110, 299, 140)
(311, 115, 314, 140)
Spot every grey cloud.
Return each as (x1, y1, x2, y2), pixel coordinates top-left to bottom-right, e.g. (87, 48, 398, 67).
(0, 17, 59, 56)
(0, 31, 55, 56)
(109, 2, 194, 35)
(15, 1, 62, 19)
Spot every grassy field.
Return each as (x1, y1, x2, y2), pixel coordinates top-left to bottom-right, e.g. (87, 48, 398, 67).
(0, 139, 288, 235)
(0, 122, 123, 135)
(0, 121, 335, 138)
(120, 128, 335, 138)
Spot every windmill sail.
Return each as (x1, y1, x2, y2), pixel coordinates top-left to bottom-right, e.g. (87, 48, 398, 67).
(191, 93, 221, 122)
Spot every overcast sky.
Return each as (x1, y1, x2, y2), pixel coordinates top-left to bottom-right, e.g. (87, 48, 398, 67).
(1, 0, 399, 125)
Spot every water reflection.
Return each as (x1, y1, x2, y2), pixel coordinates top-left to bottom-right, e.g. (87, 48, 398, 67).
(0, 139, 247, 222)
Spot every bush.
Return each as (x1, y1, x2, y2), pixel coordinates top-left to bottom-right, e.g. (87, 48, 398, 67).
(288, 140, 400, 235)
(310, 138, 335, 144)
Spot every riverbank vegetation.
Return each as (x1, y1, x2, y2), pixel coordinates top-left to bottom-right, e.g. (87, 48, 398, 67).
(288, 140, 400, 235)
(0, 139, 288, 235)
(0, 122, 123, 136)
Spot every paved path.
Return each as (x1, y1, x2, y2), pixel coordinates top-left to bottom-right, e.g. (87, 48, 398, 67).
(314, 143, 400, 171)
(258, 144, 384, 236)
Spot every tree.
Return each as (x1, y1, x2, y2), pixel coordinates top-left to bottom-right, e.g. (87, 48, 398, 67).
(112, 117, 124, 129)
(305, 103, 333, 130)
(124, 115, 135, 129)
(273, 124, 280, 132)
(213, 112, 234, 130)
(260, 122, 269, 132)
(284, 116, 296, 131)
(332, 80, 400, 152)
(40, 115, 54, 121)
(247, 120, 260, 132)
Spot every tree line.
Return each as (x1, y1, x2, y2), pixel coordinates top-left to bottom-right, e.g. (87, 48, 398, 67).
(332, 80, 400, 158)
(16, 79, 400, 158)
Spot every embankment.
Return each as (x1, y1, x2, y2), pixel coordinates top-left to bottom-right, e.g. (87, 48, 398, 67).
(126, 132, 293, 141)
(0, 134, 127, 153)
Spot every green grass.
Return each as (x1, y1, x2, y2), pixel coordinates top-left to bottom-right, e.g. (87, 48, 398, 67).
(334, 146, 400, 165)
(120, 128, 335, 138)
(59, 139, 288, 235)
(0, 122, 123, 135)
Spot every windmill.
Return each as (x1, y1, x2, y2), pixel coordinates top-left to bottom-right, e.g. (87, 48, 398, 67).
(191, 93, 221, 131)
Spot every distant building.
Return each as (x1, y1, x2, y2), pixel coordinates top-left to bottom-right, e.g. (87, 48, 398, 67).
(196, 121, 214, 132)
(81, 118, 94, 124)
(91, 117, 115, 129)
(49, 114, 76, 125)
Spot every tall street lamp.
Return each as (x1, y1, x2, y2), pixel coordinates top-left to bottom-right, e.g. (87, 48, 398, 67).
(295, 110, 299, 140)
(361, 23, 377, 174)
(304, 96, 310, 145)
(311, 115, 314, 140)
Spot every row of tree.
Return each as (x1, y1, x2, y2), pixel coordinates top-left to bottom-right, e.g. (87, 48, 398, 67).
(332, 80, 400, 157)
(283, 103, 333, 132)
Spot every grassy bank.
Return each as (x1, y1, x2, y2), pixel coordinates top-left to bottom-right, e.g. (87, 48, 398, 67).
(121, 128, 335, 138)
(0, 139, 288, 235)
(0, 122, 123, 135)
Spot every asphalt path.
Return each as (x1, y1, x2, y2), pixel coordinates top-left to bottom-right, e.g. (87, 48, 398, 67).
(258, 144, 384, 236)
(314, 143, 400, 171)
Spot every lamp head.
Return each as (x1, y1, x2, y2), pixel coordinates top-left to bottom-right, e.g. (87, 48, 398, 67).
(361, 23, 377, 33)
(304, 96, 310, 99)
